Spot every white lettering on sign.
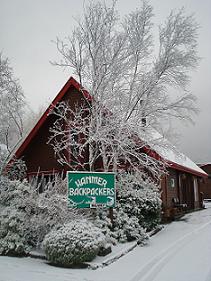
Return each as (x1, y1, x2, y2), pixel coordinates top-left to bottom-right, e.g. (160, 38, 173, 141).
(69, 187, 115, 196)
(75, 176, 107, 188)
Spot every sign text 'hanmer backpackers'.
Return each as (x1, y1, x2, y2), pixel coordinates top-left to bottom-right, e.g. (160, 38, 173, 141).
(67, 171, 115, 208)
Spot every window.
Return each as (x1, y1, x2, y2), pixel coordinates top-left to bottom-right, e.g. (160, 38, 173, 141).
(193, 177, 199, 202)
(169, 178, 175, 188)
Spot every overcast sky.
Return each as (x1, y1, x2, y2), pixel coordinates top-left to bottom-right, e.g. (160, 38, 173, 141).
(0, 0, 211, 163)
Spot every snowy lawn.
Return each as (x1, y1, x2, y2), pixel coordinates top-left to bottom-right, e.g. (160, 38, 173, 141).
(0, 203, 211, 281)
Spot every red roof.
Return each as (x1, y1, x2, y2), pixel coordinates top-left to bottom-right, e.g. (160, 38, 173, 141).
(13, 76, 207, 178)
(15, 77, 91, 159)
(168, 161, 207, 178)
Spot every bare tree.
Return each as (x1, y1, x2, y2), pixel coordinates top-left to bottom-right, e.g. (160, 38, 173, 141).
(0, 52, 26, 173)
(49, 0, 199, 181)
(48, 100, 165, 181)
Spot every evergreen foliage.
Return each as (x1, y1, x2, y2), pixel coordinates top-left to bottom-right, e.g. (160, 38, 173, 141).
(6, 158, 27, 180)
(117, 173, 162, 231)
(94, 172, 161, 243)
(0, 178, 37, 255)
(42, 220, 106, 266)
(0, 172, 161, 259)
(0, 177, 83, 256)
(95, 207, 149, 244)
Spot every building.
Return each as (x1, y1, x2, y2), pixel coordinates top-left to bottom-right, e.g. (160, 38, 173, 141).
(198, 164, 211, 199)
(157, 146, 207, 219)
(8, 77, 207, 218)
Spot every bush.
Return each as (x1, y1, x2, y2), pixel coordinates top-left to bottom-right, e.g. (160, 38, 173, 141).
(112, 208, 149, 243)
(42, 219, 106, 266)
(94, 208, 148, 244)
(117, 173, 162, 231)
(0, 177, 84, 255)
(6, 158, 27, 180)
(0, 208, 30, 256)
(0, 178, 37, 255)
(32, 177, 85, 246)
(0, 171, 160, 257)
(93, 172, 161, 244)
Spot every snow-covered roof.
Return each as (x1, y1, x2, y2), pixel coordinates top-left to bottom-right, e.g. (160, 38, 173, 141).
(142, 129, 207, 177)
(159, 147, 207, 177)
(10, 76, 207, 178)
(198, 163, 211, 167)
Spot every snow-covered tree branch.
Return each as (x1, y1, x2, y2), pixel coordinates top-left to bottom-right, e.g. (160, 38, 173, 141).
(0, 52, 26, 174)
(49, 0, 199, 180)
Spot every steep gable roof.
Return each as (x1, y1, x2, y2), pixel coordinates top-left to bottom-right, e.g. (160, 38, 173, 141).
(13, 76, 207, 178)
(15, 77, 91, 159)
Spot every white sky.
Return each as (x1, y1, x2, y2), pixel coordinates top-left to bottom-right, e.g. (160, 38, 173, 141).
(0, 0, 211, 163)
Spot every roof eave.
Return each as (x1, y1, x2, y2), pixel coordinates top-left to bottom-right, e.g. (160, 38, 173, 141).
(168, 161, 208, 178)
(14, 76, 85, 159)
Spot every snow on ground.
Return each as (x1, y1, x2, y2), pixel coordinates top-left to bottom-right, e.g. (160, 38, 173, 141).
(1, 203, 211, 281)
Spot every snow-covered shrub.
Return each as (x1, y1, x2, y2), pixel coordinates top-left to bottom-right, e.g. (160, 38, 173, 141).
(92, 172, 160, 243)
(6, 158, 27, 180)
(0, 178, 36, 210)
(112, 208, 149, 243)
(32, 177, 84, 246)
(94, 207, 148, 244)
(0, 208, 30, 256)
(93, 211, 112, 243)
(0, 178, 37, 255)
(0, 176, 84, 255)
(117, 172, 162, 231)
(42, 219, 106, 266)
(93, 172, 161, 243)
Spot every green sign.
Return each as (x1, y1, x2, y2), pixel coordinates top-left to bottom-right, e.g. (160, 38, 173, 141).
(67, 171, 115, 208)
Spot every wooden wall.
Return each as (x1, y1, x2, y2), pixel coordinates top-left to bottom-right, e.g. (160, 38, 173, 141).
(199, 165, 211, 199)
(161, 168, 202, 219)
(23, 86, 85, 176)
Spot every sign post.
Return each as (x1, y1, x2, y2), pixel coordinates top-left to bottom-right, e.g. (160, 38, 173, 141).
(67, 171, 115, 209)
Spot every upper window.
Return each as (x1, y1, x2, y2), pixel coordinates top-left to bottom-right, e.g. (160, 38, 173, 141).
(169, 178, 175, 188)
